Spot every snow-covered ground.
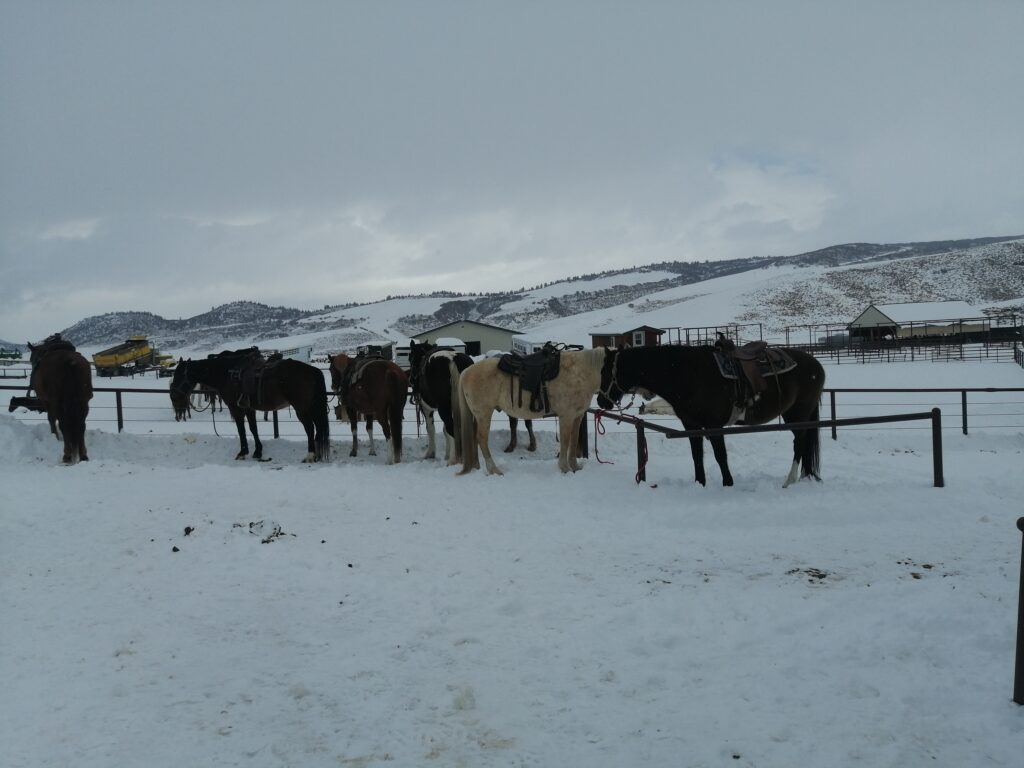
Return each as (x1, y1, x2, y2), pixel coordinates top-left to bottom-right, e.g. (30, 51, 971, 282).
(2, 359, 1023, 767)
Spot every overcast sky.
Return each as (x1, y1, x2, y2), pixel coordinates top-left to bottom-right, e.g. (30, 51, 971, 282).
(2, 1, 1022, 340)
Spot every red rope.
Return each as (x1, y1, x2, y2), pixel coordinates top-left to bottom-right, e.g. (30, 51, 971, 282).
(591, 411, 615, 465)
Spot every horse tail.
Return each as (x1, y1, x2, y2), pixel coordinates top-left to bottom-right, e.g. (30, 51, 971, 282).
(313, 368, 330, 461)
(799, 401, 821, 480)
(60, 359, 89, 460)
(447, 357, 463, 462)
(388, 368, 406, 464)
(457, 370, 478, 474)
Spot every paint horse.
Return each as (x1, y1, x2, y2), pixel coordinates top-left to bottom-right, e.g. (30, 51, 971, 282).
(408, 341, 536, 465)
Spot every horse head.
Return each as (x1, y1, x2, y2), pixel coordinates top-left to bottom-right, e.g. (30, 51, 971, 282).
(328, 353, 351, 392)
(596, 347, 624, 409)
(169, 359, 194, 421)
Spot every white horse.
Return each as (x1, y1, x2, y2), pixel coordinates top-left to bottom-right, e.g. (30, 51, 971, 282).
(457, 348, 606, 475)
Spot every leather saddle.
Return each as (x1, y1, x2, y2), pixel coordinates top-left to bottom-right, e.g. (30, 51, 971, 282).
(497, 343, 562, 413)
(226, 348, 282, 408)
(713, 341, 796, 402)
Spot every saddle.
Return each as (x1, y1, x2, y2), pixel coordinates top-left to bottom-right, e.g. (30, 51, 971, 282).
(227, 348, 281, 409)
(338, 355, 383, 406)
(713, 342, 796, 404)
(26, 334, 77, 396)
(497, 342, 563, 413)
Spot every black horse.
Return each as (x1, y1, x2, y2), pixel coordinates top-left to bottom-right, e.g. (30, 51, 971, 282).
(597, 344, 825, 487)
(170, 348, 330, 462)
(408, 341, 536, 465)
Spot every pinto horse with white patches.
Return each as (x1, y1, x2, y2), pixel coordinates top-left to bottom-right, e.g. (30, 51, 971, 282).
(409, 341, 536, 465)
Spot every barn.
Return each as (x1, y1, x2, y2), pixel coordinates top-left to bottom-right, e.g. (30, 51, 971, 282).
(410, 320, 522, 356)
(847, 301, 987, 342)
(588, 325, 665, 348)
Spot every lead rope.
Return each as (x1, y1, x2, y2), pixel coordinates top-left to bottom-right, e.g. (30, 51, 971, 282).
(592, 410, 614, 465)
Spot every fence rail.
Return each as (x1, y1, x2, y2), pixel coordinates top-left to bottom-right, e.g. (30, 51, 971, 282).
(590, 407, 946, 488)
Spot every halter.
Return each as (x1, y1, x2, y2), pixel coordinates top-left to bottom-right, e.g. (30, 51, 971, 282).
(597, 348, 638, 412)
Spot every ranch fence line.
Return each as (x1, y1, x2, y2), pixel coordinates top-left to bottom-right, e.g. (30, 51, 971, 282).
(589, 407, 947, 489)
(787, 340, 1020, 365)
(1016, 516, 1024, 705)
(3, 384, 1023, 442)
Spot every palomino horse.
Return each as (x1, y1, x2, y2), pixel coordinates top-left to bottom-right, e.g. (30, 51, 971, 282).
(458, 347, 607, 475)
(408, 341, 536, 465)
(328, 354, 408, 464)
(597, 344, 825, 487)
(8, 340, 93, 463)
(169, 349, 330, 462)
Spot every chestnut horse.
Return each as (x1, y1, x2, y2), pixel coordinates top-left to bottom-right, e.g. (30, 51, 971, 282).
(458, 348, 607, 475)
(329, 354, 408, 464)
(169, 349, 330, 462)
(8, 342, 93, 463)
(408, 341, 536, 465)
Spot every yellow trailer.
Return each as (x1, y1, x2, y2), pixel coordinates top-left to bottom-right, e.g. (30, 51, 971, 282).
(92, 336, 156, 376)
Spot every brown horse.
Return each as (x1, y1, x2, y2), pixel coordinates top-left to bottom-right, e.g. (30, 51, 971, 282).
(169, 349, 330, 462)
(8, 342, 93, 463)
(329, 354, 408, 464)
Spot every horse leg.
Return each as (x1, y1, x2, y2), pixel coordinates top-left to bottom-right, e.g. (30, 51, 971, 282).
(349, 415, 359, 457)
(476, 411, 502, 475)
(365, 414, 377, 456)
(783, 410, 821, 488)
(686, 433, 707, 486)
(300, 415, 317, 463)
(707, 434, 734, 487)
(525, 419, 537, 452)
(231, 407, 250, 460)
(422, 406, 437, 460)
(247, 409, 264, 460)
(379, 416, 394, 465)
(560, 414, 585, 472)
(504, 416, 518, 453)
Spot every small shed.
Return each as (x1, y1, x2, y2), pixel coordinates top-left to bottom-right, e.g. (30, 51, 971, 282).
(848, 301, 987, 341)
(589, 326, 665, 349)
(411, 320, 521, 356)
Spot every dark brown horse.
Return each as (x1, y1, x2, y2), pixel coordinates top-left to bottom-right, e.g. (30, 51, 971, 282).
(597, 344, 825, 487)
(169, 349, 330, 462)
(8, 340, 93, 463)
(329, 354, 408, 463)
(408, 341, 536, 465)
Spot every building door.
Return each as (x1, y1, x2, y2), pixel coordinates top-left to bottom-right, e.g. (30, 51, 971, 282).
(465, 341, 481, 356)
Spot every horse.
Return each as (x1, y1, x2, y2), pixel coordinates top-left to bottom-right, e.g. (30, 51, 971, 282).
(597, 344, 825, 487)
(328, 354, 408, 463)
(8, 340, 93, 463)
(457, 347, 607, 475)
(169, 349, 330, 462)
(408, 341, 536, 465)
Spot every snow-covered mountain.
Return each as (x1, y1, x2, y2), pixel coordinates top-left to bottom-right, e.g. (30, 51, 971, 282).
(59, 235, 1024, 355)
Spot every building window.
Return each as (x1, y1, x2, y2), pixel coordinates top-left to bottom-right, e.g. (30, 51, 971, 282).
(632, 331, 645, 346)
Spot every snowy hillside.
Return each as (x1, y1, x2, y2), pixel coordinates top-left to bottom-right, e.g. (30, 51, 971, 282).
(52, 236, 1024, 357)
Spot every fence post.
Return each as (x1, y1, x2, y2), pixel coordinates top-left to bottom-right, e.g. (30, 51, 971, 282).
(961, 391, 968, 435)
(115, 390, 124, 433)
(635, 422, 646, 483)
(272, 410, 279, 439)
(830, 391, 837, 441)
(1014, 517, 1024, 705)
(931, 408, 944, 488)
(579, 414, 589, 459)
